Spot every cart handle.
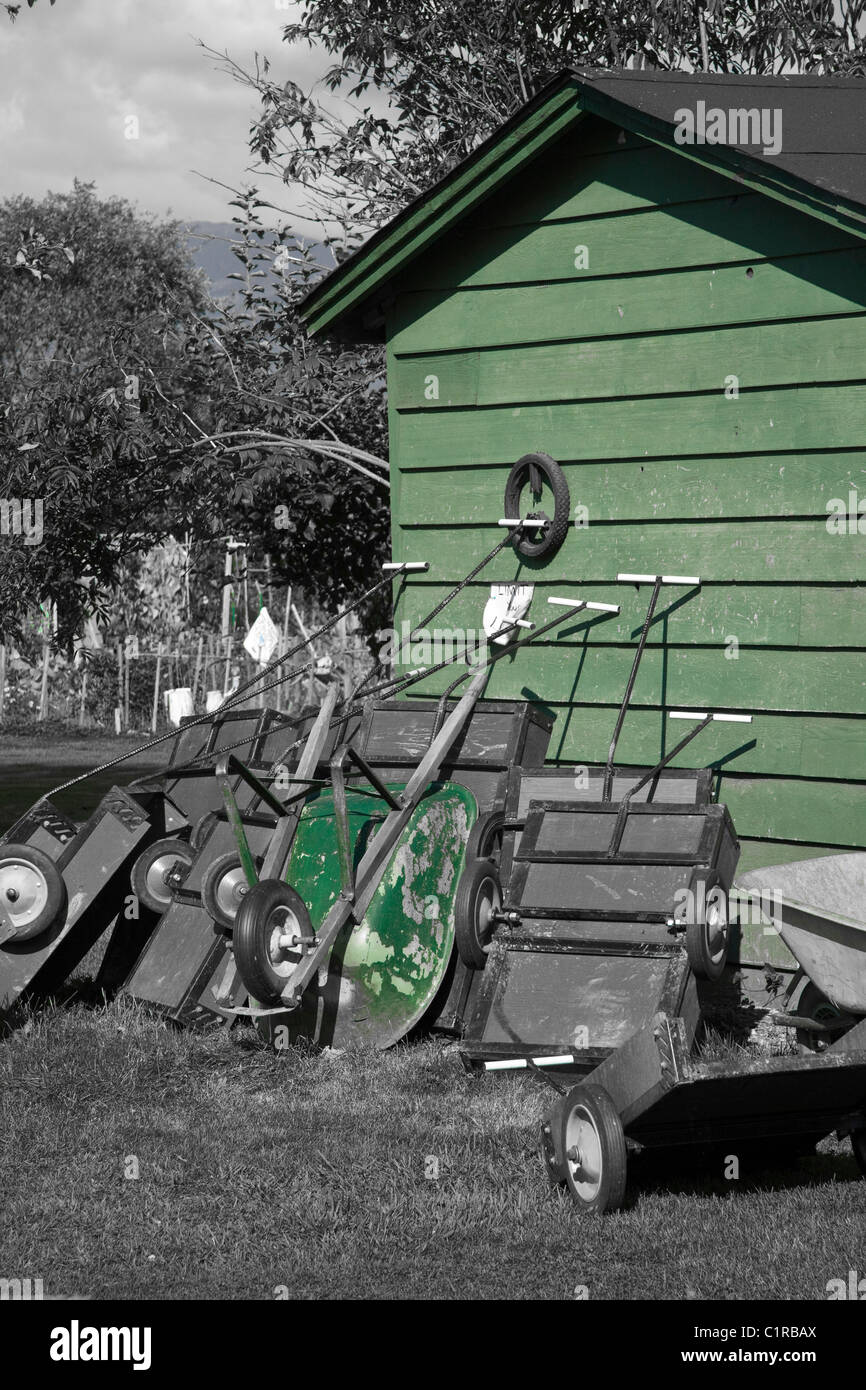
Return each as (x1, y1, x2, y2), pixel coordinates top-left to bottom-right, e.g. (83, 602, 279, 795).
(602, 574, 702, 801)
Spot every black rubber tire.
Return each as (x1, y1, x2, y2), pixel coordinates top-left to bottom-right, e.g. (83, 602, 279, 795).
(851, 1129, 866, 1178)
(684, 877, 730, 981)
(454, 857, 502, 971)
(466, 809, 505, 865)
(554, 1082, 628, 1214)
(795, 980, 849, 1053)
(503, 452, 571, 561)
(0, 842, 66, 942)
(233, 879, 315, 1006)
(200, 851, 255, 931)
(131, 838, 194, 915)
(190, 811, 220, 852)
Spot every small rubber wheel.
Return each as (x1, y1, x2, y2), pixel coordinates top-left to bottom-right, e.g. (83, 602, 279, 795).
(503, 452, 571, 561)
(454, 857, 502, 971)
(200, 852, 254, 931)
(233, 879, 315, 1006)
(794, 981, 849, 1054)
(190, 811, 220, 852)
(0, 843, 66, 942)
(851, 1129, 866, 1178)
(555, 1082, 628, 1214)
(466, 809, 504, 864)
(131, 838, 194, 915)
(685, 879, 729, 981)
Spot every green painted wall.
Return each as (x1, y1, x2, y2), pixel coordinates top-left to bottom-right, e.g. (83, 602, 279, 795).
(384, 116, 866, 873)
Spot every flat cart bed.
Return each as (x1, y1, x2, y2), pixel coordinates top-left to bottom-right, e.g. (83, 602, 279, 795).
(540, 1008, 866, 1211)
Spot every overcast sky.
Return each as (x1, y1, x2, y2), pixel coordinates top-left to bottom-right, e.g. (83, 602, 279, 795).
(0, 0, 330, 226)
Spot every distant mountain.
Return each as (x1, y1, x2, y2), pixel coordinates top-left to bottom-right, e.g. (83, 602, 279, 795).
(184, 221, 334, 301)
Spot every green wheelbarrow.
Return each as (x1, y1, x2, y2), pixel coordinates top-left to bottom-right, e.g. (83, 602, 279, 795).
(236, 777, 484, 1050)
(213, 666, 501, 1050)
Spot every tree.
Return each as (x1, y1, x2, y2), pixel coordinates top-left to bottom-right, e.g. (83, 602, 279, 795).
(206, 0, 866, 255)
(0, 182, 392, 647)
(4, 0, 55, 20)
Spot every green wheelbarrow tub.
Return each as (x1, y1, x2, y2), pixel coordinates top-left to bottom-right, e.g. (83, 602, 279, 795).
(250, 780, 478, 1050)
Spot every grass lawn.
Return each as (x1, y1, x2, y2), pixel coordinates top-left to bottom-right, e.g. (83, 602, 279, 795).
(1, 991, 864, 1302)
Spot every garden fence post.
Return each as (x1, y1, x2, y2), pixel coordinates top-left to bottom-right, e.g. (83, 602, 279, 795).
(151, 642, 162, 733)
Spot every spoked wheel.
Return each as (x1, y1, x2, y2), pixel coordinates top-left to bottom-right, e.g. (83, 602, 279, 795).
(454, 857, 502, 970)
(503, 452, 571, 561)
(685, 879, 730, 981)
(131, 838, 194, 916)
(0, 843, 66, 943)
(547, 1083, 628, 1215)
(794, 981, 850, 1054)
(851, 1129, 866, 1178)
(200, 852, 254, 932)
(233, 879, 315, 1006)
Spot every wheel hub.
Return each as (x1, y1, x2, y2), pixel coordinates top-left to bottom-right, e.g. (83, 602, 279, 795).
(0, 859, 49, 928)
(216, 865, 249, 920)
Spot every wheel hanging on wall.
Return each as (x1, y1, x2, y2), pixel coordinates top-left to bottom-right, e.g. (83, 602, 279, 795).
(200, 852, 255, 932)
(131, 838, 194, 916)
(684, 876, 730, 981)
(0, 843, 66, 943)
(503, 452, 571, 561)
(545, 1082, 628, 1215)
(233, 878, 315, 1006)
(453, 856, 502, 971)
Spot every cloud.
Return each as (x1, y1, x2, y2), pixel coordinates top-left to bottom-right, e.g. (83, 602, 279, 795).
(0, 0, 328, 224)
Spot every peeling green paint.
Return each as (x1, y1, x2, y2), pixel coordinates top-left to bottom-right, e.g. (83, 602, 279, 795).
(275, 781, 478, 1049)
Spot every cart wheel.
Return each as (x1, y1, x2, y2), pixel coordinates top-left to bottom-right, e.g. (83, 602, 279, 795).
(794, 981, 849, 1053)
(454, 858, 502, 970)
(190, 811, 220, 852)
(131, 838, 194, 915)
(851, 1129, 866, 1178)
(503, 452, 570, 561)
(466, 810, 505, 865)
(0, 843, 66, 943)
(685, 880, 729, 981)
(201, 852, 254, 931)
(233, 879, 315, 1006)
(555, 1082, 628, 1214)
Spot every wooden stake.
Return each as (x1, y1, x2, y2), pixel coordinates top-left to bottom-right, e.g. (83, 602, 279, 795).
(151, 642, 162, 733)
(0, 641, 5, 723)
(191, 634, 204, 709)
(78, 665, 87, 728)
(124, 644, 131, 730)
(38, 638, 50, 722)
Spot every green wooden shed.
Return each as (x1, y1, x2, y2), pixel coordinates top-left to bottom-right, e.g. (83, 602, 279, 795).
(300, 68, 866, 878)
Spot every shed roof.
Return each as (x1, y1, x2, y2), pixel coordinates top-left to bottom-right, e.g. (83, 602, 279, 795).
(300, 67, 866, 340)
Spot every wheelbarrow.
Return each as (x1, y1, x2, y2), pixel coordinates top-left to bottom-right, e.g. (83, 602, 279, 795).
(736, 854, 866, 1047)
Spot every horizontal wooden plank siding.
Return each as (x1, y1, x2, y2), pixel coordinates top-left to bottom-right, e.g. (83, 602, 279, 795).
(408, 194, 856, 291)
(390, 249, 866, 352)
(395, 644, 865, 714)
(384, 581, 866, 649)
(393, 519, 864, 582)
(392, 316, 866, 409)
(386, 122, 866, 859)
(395, 386, 866, 465)
(399, 456, 866, 522)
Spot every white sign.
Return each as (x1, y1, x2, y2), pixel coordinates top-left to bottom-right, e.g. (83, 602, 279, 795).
(243, 606, 280, 665)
